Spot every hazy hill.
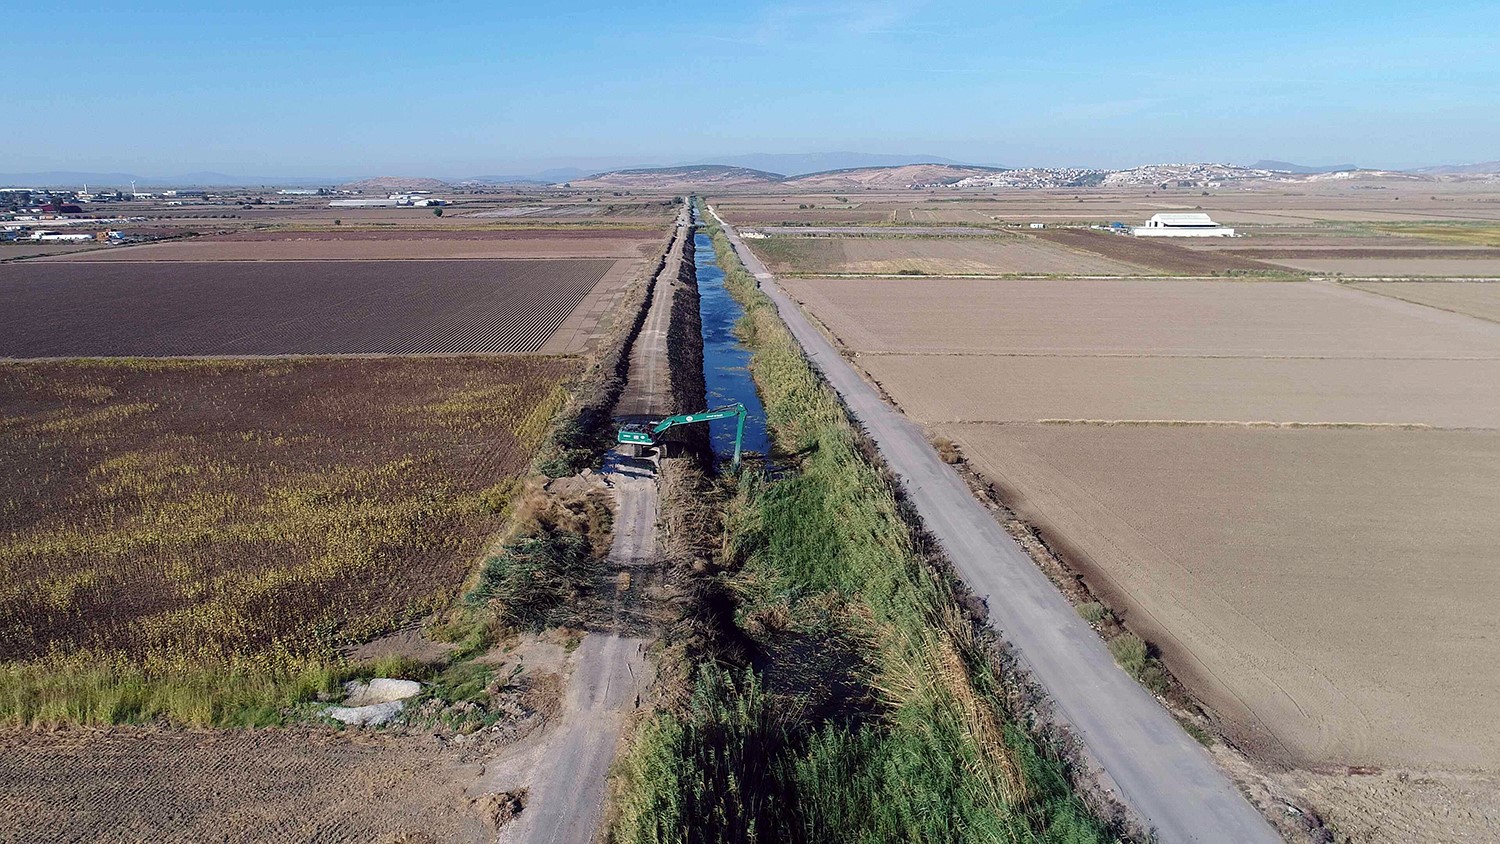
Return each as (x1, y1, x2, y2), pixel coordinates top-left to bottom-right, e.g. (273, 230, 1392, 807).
(781, 163, 1006, 189)
(339, 176, 449, 192)
(1251, 160, 1358, 174)
(564, 165, 784, 189)
(698, 152, 975, 177)
(1410, 160, 1500, 175)
(0, 171, 332, 188)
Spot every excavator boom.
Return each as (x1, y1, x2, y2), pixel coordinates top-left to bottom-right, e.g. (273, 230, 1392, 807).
(616, 403, 748, 467)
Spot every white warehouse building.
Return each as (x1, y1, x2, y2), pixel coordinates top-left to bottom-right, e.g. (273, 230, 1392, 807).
(1131, 212, 1235, 237)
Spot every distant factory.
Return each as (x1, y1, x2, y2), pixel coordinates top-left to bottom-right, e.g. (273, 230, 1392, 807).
(328, 192, 449, 208)
(1131, 212, 1235, 237)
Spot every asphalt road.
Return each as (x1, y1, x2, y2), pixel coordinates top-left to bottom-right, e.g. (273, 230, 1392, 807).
(709, 204, 1281, 844)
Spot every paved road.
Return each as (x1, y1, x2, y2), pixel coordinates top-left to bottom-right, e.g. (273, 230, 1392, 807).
(709, 205, 1281, 844)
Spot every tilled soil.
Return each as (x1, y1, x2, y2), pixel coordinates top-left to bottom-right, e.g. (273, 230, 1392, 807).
(1034, 228, 1280, 273)
(0, 727, 492, 844)
(0, 259, 615, 356)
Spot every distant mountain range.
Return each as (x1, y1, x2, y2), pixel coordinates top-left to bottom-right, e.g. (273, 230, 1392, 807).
(563, 163, 1014, 190)
(685, 152, 979, 176)
(6, 155, 1500, 191)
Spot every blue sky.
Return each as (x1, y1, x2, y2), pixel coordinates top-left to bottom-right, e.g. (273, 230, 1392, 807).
(5, 0, 1497, 176)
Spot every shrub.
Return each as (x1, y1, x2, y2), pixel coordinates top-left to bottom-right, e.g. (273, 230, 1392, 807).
(1076, 602, 1108, 625)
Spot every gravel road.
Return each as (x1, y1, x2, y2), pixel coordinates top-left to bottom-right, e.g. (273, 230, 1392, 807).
(709, 204, 1281, 844)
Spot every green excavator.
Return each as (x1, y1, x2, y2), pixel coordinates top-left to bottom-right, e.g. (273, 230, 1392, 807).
(617, 403, 748, 468)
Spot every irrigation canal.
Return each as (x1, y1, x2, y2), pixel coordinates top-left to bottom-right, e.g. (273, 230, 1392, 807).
(692, 219, 770, 466)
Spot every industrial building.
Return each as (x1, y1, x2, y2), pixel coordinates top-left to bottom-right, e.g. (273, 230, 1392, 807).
(328, 192, 448, 208)
(1131, 212, 1235, 237)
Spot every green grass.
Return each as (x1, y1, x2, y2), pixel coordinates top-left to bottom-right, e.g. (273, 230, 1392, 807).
(0, 654, 427, 728)
(611, 205, 1114, 844)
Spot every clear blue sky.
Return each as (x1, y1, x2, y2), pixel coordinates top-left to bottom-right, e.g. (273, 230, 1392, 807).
(6, 0, 1496, 176)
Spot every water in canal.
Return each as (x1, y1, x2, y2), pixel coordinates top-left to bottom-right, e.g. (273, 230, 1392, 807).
(694, 228, 771, 467)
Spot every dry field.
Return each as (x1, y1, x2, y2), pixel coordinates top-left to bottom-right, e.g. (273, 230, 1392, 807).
(1262, 256, 1500, 276)
(0, 727, 489, 844)
(780, 276, 1500, 356)
(41, 228, 662, 262)
(1031, 228, 1281, 274)
(939, 423, 1500, 770)
(711, 181, 1500, 227)
(865, 354, 1500, 428)
(751, 234, 1144, 275)
(0, 259, 621, 356)
(781, 270, 1500, 834)
(1349, 280, 1500, 323)
(0, 357, 574, 670)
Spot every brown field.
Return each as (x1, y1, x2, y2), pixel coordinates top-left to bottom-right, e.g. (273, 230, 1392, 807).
(1264, 256, 1500, 276)
(750, 234, 1144, 275)
(1225, 247, 1500, 259)
(0, 258, 622, 357)
(782, 266, 1500, 836)
(940, 423, 1500, 770)
(709, 181, 1500, 230)
(864, 354, 1500, 428)
(0, 357, 573, 668)
(781, 276, 1500, 356)
(1031, 228, 1281, 274)
(41, 228, 661, 262)
(1350, 280, 1500, 323)
(0, 727, 487, 844)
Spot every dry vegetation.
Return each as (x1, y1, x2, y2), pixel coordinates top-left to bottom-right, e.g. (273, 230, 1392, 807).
(750, 234, 1144, 275)
(0, 356, 575, 723)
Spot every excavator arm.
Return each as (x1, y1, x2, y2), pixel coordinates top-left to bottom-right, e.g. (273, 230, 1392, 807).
(616, 403, 748, 467)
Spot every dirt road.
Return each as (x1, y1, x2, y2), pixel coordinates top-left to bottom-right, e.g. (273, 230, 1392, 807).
(615, 206, 691, 420)
(708, 204, 1280, 844)
(479, 207, 689, 843)
(476, 452, 657, 843)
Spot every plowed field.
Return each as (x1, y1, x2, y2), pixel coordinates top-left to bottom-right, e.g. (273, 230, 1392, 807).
(0, 259, 614, 356)
(785, 273, 1500, 787)
(1350, 280, 1500, 322)
(1032, 228, 1280, 274)
(0, 727, 486, 844)
(781, 276, 1500, 356)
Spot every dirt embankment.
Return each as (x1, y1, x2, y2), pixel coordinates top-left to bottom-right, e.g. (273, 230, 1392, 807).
(661, 231, 711, 463)
(1034, 228, 1282, 274)
(536, 207, 682, 473)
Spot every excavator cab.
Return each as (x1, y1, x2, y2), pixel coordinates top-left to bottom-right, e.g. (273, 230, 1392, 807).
(616, 422, 655, 446)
